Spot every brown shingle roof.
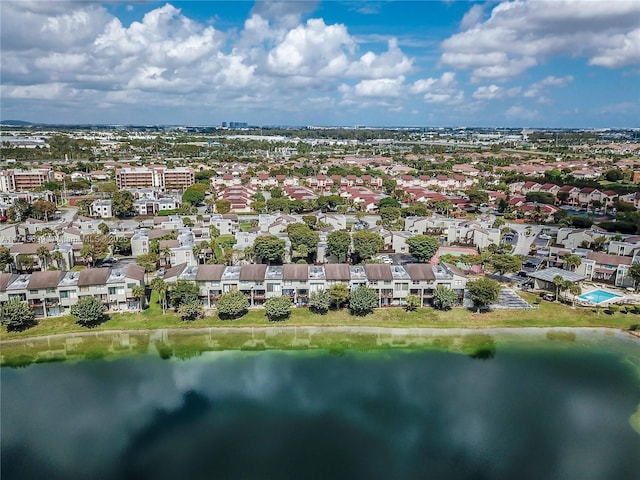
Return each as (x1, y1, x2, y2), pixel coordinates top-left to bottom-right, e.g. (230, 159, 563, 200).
(239, 264, 267, 281)
(324, 264, 351, 281)
(77, 268, 110, 287)
(586, 252, 632, 266)
(283, 264, 308, 281)
(364, 264, 393, 281)
(126, 264, 146, 281)
(0, 273, 17, 292)
(195, 265, 226, 281)
(405, 264, 436, 281)
(26, 271, 64, 290)
(164, 263, 187, 280)
(10, 243, 56, 255)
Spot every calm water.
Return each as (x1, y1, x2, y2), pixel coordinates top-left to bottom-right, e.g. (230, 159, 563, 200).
(2, 337, 639, 480)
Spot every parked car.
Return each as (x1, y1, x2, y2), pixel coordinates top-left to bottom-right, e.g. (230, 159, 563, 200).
(157, 267, 166, 277)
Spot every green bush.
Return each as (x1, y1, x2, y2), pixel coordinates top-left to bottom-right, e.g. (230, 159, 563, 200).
(264, 296, 292, 322)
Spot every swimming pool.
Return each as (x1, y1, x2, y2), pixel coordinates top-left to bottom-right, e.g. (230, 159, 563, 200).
(577, 289, 622, 304)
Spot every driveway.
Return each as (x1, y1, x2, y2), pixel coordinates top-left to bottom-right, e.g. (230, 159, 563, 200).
(508, 223, 544, 256)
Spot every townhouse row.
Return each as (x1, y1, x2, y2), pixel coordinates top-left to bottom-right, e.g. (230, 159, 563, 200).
(163, 262, 468, 309)
(0, 264, 145, 317)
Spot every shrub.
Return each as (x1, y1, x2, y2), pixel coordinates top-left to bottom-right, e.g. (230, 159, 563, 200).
(71, 296, 107, 327)
(309, 290, 331, 315)
(265, 296, 292, 322)
(404, 294, 420, 312)
(216, 290, 249, 320)
(178, 299, 204, 322)
(348, 286, 378, 316)
(432, 285, 458, 311)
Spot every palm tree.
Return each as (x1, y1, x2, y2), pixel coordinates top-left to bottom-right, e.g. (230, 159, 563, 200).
(50, 250, 65, 270)
(561, 279, 573, 303)
(18, 254, 35, 273)
(80, 244, 94, 267)
(150, 277, 168, 314)
(562, 254, 581, 272)
(132, 285, 146, 312)
(36, 246, 51, 271)
(568, 283, 582, 308)
(552, 275, 565, 302)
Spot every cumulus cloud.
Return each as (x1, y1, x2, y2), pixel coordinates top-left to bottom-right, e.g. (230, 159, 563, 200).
(524, 75, 573, 97)
(441, 0, 640, 81)
(0, 1, 420, 122)
(460, 4, 485, 31)
(353, 77, 405, 97)
(267, 19, 354, 77)
(410, 72, 464, 105)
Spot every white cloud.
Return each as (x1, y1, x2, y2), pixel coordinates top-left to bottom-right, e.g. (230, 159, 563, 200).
(353, 77, 405, 97)
(441, 0, 640, 80)
(472, 85, 502, 100)
(524, 75, 573, 97)
(346, 39, 413, 79)
(410, 72, 463, 105)
(460, 4, 485, 30)
(267, 19, 354, 77)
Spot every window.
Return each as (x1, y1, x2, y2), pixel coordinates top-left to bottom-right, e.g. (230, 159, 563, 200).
(384, 280, 391, 285)
(46, 288, 56, 294)
(396, 283, 408, 291)
(80, 286, 89, 292)
(241, 280, 249, 286)
(455, 280, 462, 286)
(127, 283, 135, 288)
(108, 287, 117, 295)
(267, 283, 281, 293)
(412, 280, 420, 285)
(29, 290, 39, 295)
(60, 291, 69, 299)
(212, 281, 220, 286)
(284, 280, 292, 286)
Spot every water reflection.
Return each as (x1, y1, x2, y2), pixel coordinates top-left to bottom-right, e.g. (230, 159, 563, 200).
(2, 345, 639, 480)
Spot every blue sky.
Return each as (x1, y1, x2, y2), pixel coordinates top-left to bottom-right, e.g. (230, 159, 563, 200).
(1, 1, 638, 127)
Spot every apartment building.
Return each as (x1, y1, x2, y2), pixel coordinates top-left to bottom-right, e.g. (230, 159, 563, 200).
(0, 169, 53, 193)
(116, 167, 194, 191)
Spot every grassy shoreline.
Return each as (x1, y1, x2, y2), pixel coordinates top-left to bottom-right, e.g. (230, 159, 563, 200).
(2, 292, 638, 366)
(2, 292, 637, 339)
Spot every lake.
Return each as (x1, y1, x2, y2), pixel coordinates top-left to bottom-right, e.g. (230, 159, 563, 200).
(2, 329, 639, 480)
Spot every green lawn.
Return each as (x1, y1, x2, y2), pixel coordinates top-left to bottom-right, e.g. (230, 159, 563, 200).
(2, 291, 638, 342)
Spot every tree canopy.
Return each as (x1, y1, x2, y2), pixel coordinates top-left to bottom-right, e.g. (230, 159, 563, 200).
(488, 254, 522, 276)
(169, 280, 200, 309)
(406, 235, 439, 263)
(329, 283, 350, 309)
(326, 230, 351, 262)
(352, 230, 383, 262)
(253, 235, 286, 264)
(467, 278, 500, 313)
(112, 190, 135, 217)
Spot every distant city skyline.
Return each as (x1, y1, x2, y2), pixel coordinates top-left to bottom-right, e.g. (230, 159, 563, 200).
(1, 1, 639, 128)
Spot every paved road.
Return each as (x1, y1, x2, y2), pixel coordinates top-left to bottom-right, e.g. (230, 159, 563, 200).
(508, 223, 544, 256)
